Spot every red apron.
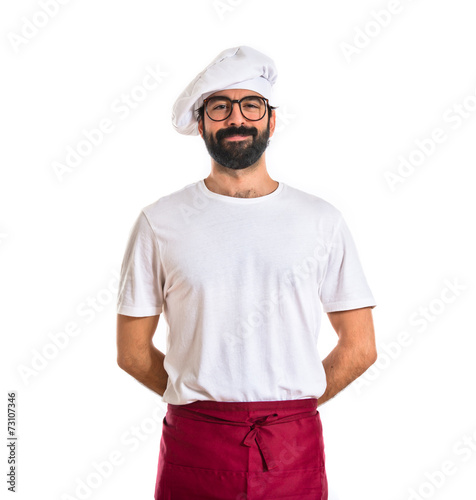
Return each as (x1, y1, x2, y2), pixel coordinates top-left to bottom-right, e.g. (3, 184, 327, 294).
(154, 398, 328, 499)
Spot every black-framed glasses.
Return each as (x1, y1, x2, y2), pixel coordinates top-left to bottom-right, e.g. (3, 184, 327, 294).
(203, 95, 268, 122)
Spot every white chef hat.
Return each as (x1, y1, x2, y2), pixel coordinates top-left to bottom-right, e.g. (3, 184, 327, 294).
(172, 45, 278, 136)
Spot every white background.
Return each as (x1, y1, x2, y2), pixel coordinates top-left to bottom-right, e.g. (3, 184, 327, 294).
(1, 1, 475, 499)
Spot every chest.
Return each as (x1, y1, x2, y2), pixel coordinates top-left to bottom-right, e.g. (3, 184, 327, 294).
(159, 209, 331, 294)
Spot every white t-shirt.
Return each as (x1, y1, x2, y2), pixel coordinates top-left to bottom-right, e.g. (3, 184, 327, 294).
(117, 179, 376, 405)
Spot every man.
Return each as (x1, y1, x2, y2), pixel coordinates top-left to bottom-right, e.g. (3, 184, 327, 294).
(116, 46, 377, 500)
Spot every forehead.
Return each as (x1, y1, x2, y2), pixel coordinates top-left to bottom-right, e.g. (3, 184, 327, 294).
(207, 88, 263, 99)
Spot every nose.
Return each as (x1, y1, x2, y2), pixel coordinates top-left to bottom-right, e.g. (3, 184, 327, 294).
(224, 102, 247, 127)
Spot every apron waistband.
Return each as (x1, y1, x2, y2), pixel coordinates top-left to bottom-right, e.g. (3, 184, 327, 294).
(168, 397, 318, 412)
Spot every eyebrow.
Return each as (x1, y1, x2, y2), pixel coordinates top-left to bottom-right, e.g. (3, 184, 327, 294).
(207, 94, 261, 99)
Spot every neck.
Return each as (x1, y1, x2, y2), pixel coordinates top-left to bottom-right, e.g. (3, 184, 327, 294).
(204, 156, 278, 198)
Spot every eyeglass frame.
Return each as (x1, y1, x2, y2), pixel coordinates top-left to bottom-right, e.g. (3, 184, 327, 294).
(202, 95, 269, 122)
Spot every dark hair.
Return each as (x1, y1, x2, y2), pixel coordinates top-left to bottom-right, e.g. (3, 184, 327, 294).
(196, 103, 278, 124)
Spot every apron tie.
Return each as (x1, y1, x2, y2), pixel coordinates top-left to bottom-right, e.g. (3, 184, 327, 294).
(241, 413, 280, 470)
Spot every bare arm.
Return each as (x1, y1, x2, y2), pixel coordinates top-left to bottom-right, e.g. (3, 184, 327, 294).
(116, 314, 168, 397)
(317, 307, 377, 407)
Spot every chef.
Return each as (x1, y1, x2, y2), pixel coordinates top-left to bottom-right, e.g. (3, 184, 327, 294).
(116, 45, 377, 500)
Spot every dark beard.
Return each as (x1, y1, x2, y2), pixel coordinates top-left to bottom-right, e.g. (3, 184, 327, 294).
(202, 122, 270, 170)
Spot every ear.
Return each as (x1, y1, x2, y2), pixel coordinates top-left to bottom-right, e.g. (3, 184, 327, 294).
(268, 109, 276, 138)
(198, 117, 204, 139)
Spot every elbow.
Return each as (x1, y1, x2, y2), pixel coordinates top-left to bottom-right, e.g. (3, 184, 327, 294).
(117, 351, 148, 376)
(359, 345, 378, 371)
(117, 354, 134, 373)
(365, 346, 378, 368)
(369, 349, 378, 367)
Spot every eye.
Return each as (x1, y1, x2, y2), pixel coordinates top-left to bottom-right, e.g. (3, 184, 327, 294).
(242, 97, 263, 108)
(208, 98, 230, 111)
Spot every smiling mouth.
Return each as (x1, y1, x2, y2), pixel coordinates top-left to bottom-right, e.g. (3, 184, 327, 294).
(224, 135, 252, 141)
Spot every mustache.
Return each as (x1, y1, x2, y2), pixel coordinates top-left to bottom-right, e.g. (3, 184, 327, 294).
(216, 126, 258, 141)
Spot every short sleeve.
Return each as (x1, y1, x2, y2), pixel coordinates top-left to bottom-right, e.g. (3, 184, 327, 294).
(116, 210, 165, 317)
(319, 213, 376, 313)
